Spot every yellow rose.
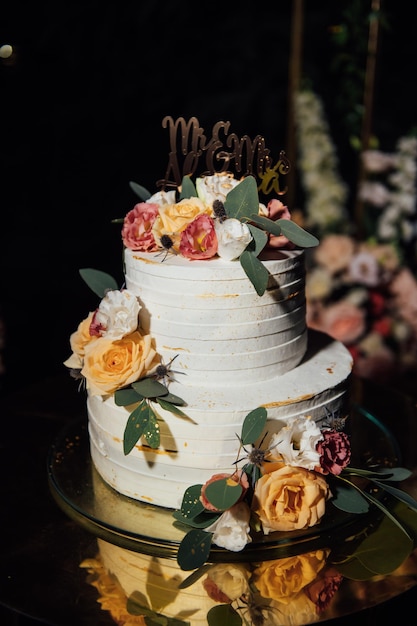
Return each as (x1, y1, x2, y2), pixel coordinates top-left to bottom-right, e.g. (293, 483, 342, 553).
(252, 466, 330, 533)
(152, 197, 211, 251)
(81, 330, 159, 395)
(253, 550, 329, 604)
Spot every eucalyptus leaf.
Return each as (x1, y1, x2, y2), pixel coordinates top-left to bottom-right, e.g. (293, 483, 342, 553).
(239, 250, 269, 296)
(123, 401, 160, 454)
(207, 604, 242, 626)
(247, 223, 268, 256)
(178, 564, 213, 589)
(277, 219, 319, 247)
(157, 391, 186, 406)
(180, 175, 197, 199)
(79, 268, 118, 298)
(224, 176, 259, 221)
(177, 529, 213, 570)
(241, 407, 268, 445)
(132, 378, 169, 398)
(114, 387, 141, 407)
(372, 480, 417, 512)
(156, 398, 188, 418)
(330, 480, 370, 513)
(248, 213, 284, 236)
(179, 484, 205, 518)
(129, 180, 151, 201)
(173, 509, 221, 529)
(205, 477, 243, 511)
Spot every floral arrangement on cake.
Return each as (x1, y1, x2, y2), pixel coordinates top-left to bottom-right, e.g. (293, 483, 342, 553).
(172, 405, 417, 585)
(119, 172, 318, 295)
(295, 88, 417, 383)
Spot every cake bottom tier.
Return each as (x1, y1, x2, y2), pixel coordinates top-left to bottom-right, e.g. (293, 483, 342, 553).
(87, 330, 353, 509)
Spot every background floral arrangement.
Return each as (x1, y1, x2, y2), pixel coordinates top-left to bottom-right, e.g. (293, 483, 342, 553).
(295, 88, 417, 384)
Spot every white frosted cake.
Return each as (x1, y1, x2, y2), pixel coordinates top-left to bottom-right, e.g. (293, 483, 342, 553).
(64, 116, 353, 547)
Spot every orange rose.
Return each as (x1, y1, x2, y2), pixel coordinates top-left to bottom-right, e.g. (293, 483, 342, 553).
(81, 330, 159, 395)
(252, 465, 330, 533)
(253, 549, 329, 604)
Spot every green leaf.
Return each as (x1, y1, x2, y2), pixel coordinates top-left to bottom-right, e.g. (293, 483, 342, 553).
(156, 398, 188, 417)
(239, 250, 269, 296)
(205, 477, 243, 511)
(114, 387, 142, 406)
(131, 378, 169, 398)
(157, 392, 186, 406)
(249, 214, 319, 247)
(123, 401, 160, 454)
(372, 480, 417, 513)
(241, 407, 268, 445)
(330, 479, 370, 514)
(173, 509, 221, 529)
(224, 176, 259, 221)
(178, 564, 213, 589)
(207, 604, 242, 626)
(247, 223, 268, 256)
(177, 529, 213, 570)
(179, 484, 205, 519)
(180, 175, 197, 199)
(79, 268, 118, 298)
(277, 219, 319, 247)
(129, 180, 151, 201)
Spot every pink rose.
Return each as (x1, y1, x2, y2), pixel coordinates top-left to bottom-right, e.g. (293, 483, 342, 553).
(179, 214, 218, 260)
(265, 199, 295, 249)
(122, 202, 160, 251)
(316, 430, 351, 475)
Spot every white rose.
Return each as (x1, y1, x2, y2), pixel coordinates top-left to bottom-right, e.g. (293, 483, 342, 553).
(95, 289, 140, 339)
(215, 218, 252, 261)
(205, 563, 250, 601)
(196, 173, 240, 206)
(147, 189, 177, 206)
(267, 416, 323, 470)
(205, 502, 252, 552)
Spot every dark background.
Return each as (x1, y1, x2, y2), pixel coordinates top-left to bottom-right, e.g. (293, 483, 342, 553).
(1, 0, 416, 395)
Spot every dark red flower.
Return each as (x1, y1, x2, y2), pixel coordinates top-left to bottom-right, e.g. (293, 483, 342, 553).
(316, 430, 351, 475)
(305, 566, 343, 613)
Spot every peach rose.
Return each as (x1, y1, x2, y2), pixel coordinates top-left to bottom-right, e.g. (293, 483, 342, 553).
(81, 330, 159, 396)
(152, 197, 211, 252)
(252, 466, 330, 533)
(253, 550, 329, 604)
(64, 312, 97, 370)
(265, 198, 295, 249)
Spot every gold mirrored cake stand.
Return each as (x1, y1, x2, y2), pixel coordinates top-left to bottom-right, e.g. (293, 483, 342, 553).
(46, 396, 417, 625)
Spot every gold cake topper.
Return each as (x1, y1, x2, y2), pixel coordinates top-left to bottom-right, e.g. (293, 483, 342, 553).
(157, 116, 290, 196)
